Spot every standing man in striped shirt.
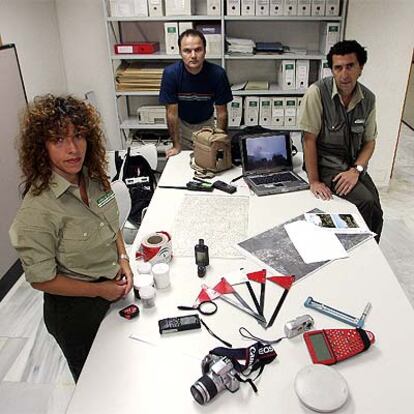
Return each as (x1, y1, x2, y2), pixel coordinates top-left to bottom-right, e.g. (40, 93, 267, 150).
(159, 29, 233, 157)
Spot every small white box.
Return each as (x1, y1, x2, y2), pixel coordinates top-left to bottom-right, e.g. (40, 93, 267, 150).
(259, 97, 272, 126)
(207, 0, 221, 15)
(270, 0, 283, 15)
(110, 0, 148, 17)
(295, 59, 310, 89)
(320, 59, 331, 78)
(137, 106, 167, 125)
(148, 0, 164, 16)
(227, 0, 241, 15)
(164, 22, 179, 55)
(271, 97, 285, 126)
(284, 97, 297, 126)
(311, 0, 325, 16)
(284, 0, 297, 15)
(178, 21, 193, 35)
(165, 0, 192, 16)
(228, 96, 243, 127)
(256, 0, 270, 16)
(297, 0, 311, 16)
(244, 96, 260, 126)
(320, 22, 340, 54)
(242, 0, 255, 15)
(279, 60, 296, 90)
(325, 0, 340, 16)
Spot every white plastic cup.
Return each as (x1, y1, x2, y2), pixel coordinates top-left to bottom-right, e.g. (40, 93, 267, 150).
(136, 260, 152, 275)
(152, 263, 170, 289)
(133, 273, 154, 300)
(139, 285, 156, 308)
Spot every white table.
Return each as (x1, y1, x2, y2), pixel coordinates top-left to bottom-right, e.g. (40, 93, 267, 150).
(68, 152, 414, 414)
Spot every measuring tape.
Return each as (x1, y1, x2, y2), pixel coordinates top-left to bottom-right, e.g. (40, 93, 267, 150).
(136, 231, 172, 264)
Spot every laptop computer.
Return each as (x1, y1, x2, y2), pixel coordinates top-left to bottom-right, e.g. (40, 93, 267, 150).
(240, 131, 309, 196)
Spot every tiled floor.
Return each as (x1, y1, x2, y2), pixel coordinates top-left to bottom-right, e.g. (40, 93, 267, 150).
(379, 123, 414, 307)
(0, 123, 413, 413)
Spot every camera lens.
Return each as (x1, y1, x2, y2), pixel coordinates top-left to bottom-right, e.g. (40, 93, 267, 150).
(190, 385, 205, 405)
(190, 375, 218, 405)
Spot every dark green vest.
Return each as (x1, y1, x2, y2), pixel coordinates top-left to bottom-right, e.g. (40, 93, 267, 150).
(316, 77, 375, 172)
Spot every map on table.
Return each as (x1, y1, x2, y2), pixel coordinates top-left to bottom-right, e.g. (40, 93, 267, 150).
(173, 194, 249, 258)
(237, 208, 373, 282)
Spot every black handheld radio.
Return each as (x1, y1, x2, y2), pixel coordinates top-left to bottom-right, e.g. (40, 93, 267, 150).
(195, 239, 209, 277)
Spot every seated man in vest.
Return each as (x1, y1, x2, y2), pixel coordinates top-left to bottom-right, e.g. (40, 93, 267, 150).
(299, 40, 383, 242)
(159, 29, 233, 158)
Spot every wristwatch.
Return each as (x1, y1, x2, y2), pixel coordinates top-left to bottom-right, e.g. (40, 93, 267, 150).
(353, 164, 364, 174)
(119, 253, 129, 262)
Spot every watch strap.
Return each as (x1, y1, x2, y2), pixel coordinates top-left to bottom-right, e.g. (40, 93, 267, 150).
(119, 253, 129, 262)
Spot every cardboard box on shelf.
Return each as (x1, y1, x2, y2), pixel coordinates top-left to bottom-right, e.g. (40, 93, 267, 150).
(165, 0, 192, 16)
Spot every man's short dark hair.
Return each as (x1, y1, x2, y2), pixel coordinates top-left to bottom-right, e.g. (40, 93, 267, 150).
(327, 40, 368, 68)
(178, 29, 206, 50)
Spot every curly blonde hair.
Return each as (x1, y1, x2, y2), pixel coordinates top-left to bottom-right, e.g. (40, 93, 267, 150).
(19, 94, 110, 196)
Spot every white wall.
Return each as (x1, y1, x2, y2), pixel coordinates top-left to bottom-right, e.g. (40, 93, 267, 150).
(55, 0, 120, 150)
(0, 0, 66, 99)
(346, 0, 414, 186)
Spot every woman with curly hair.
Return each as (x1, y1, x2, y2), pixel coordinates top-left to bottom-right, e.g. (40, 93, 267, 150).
(9, 94, 133, 382)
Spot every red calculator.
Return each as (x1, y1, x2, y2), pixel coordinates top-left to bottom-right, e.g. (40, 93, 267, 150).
(304, 328, 375, 365)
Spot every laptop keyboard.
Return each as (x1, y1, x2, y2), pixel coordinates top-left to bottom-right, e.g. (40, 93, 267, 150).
(251, 172, 299, 185)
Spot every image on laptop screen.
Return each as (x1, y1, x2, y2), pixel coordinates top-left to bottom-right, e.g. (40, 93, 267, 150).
(245, 133, 290, 172)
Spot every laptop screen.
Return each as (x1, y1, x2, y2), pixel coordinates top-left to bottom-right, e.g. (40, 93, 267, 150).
(241, 132, 292, 174)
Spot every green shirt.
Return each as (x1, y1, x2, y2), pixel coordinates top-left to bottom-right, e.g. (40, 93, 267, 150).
(9, 171, 120, 284)
(298, 79, 377, 142)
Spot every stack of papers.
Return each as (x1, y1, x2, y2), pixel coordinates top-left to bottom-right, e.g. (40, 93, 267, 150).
(226, 36, 255, 55)
(115, 62, 164, 91)
(255, 42, 285, 54)
(245, 80, 269, 90)
(284, 220, 349, 264)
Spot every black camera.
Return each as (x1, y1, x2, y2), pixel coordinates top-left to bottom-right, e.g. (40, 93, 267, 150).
(190, 354, 239, 405)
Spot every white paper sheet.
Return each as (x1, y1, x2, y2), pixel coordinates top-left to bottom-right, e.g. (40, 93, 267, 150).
(284, 220, 349, 264)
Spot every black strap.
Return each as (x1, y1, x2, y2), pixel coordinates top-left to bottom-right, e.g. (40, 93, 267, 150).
(210, 342, 277, 374)
(357, 328, 372, 351)
(200, 318, 232, 348)
(112, 150, 123, 181)
(234, 374, 258, 393)
(239, 327, 286, 345)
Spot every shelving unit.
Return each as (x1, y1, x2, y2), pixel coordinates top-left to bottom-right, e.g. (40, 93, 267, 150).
(103, 0, 348, 148)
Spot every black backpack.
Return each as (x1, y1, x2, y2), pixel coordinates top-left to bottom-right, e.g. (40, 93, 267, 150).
(231, 126, 299, 166)
(113, 148, 156, 227)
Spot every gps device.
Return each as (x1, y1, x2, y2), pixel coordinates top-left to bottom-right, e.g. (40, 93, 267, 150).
(212, 180, 237, 194)
(195, 239, 209, 277)
(158, 314, 201, 334)
(304, 328, 375, 365)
